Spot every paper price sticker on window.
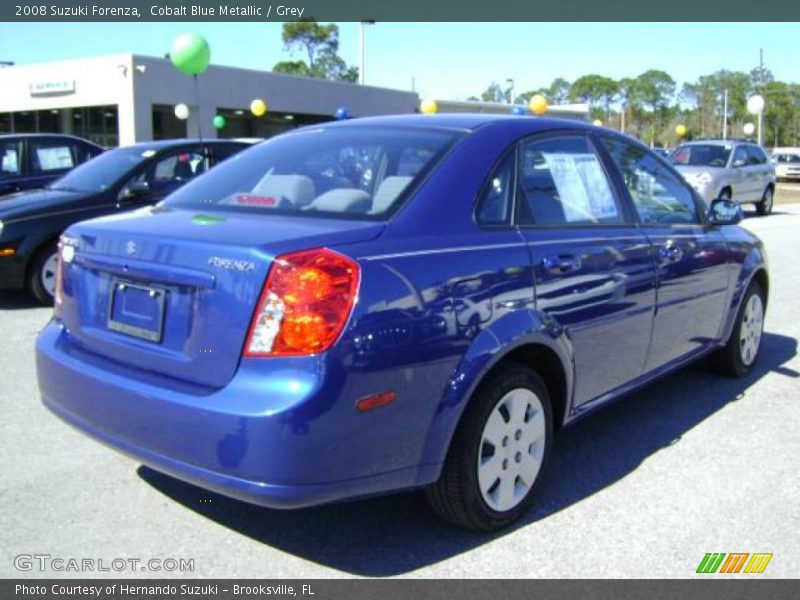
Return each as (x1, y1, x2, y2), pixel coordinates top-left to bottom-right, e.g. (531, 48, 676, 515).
(542, 153, 618, 223)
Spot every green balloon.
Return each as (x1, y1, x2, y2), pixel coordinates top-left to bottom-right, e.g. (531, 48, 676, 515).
(170, 33, 210, 76)
(213, 115, 226, 129)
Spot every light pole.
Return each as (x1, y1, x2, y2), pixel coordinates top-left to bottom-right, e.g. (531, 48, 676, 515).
(721, 89, 728, 140)
(359, 20, 375, 86)
(506, 78, 515, 104)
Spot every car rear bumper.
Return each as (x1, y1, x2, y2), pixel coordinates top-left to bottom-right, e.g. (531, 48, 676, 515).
(36, 320, 437, 509)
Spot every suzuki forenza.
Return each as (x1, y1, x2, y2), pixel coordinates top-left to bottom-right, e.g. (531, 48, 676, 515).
(36, 115, 768, 531)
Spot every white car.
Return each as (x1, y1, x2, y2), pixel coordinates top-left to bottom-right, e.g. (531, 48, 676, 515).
(772, 149, 800, 181)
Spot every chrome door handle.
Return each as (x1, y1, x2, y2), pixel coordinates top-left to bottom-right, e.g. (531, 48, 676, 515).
(658, 243, 683, 263)
(543, 255, 581, 274)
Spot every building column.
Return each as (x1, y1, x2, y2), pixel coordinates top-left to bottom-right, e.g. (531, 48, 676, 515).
(59, 108, 73, 135)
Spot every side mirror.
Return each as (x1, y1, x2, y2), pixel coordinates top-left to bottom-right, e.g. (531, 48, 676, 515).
(119, 180, 150, 201)
(732, 158, 747, 168)
(708, 198, 743, 225)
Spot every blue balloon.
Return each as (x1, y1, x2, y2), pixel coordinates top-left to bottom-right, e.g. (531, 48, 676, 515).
(335, 106, 349, 120)
(511, 105, 527, 116)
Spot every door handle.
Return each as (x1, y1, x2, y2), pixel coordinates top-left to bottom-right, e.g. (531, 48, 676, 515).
(543, 254, 581, 274)
(658, 242, 683, 263)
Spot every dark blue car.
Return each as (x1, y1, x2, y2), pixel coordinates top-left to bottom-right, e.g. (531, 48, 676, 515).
(36, 115, 768, 531)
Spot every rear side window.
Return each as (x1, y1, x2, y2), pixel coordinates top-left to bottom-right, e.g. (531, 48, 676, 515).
(165, 127, 461, 219)
(476, 152, 515, 226)
(30, 139, 76, 173)
(0, 140, 22, 177)
(602, 137, 700, 225)
(516, 136, 623, 226)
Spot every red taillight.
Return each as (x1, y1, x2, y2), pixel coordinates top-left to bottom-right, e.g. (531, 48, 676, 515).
(244, 248, 360, 357)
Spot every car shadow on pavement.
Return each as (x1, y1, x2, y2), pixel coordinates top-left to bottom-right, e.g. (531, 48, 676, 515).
(0, 291, 42, 310)
(139, 331, 797, 577)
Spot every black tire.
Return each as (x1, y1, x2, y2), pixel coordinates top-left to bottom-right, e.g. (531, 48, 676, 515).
(28, 242, 58, 306)
(426, 362, 553, 531)
(711, 282, 766, 377)
(756, 186, 774, 216)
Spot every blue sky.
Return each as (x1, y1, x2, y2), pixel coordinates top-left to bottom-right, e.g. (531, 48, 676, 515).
(1, 22, 796, 100)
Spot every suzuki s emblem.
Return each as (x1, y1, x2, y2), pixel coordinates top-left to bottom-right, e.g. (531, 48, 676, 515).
(126, 241, 137, 255)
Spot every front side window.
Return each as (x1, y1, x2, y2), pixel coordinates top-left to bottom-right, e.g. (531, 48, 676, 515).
(602, 137, 700, 225)
(732, 146, 748, 167)
(517, 136, 623, 226)
(125, 148, 207, 196)
(0, 140, 21, 177)
(746, 145, 767, 165)
(165, 126, 461, 219)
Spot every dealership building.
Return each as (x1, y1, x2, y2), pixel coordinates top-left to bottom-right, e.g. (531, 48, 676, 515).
(0, 54, 588, 147)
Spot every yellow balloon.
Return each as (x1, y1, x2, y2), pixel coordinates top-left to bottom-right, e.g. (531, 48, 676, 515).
(675, 124, 687, 137)
(529, 94, 548, 115)
(420, 98, 438, 115)
(250, 99, 267, 117)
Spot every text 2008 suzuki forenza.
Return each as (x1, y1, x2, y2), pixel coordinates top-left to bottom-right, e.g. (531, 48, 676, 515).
(37, 115, 768, 530)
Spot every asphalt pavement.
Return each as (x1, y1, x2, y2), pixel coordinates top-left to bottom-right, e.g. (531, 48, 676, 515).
(1, 205, 798, 579)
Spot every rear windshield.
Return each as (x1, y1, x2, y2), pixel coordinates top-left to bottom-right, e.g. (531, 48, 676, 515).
(165, 126, 462, 219)
(670, 144, 731, 168)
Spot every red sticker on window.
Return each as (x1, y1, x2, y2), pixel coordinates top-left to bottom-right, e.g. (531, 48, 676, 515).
(236, 194, 278, 206)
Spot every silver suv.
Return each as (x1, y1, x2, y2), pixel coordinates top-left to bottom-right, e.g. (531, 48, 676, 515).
(670, 140, 776, 215)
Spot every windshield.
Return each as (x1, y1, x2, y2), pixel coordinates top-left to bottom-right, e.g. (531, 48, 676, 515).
(670, 144, 731, 168)
(50, 146, 152, 192)
(165, 126, 462, 219)
(775, 153, 800, 163)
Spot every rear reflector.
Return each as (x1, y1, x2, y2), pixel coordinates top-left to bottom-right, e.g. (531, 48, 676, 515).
(54, 242, 65, 313)
(357, 391, 397, 412)
(244, 248, 359, 357)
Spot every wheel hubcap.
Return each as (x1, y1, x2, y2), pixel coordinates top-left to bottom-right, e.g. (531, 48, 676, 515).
(477, 388, 546, 512)
(739, 293, 764, 366)
(40, 252, 58, 298)
(764, 190, 773, 211)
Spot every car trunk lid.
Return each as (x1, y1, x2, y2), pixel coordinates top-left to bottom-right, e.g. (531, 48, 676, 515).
(60, 206, 382, 389)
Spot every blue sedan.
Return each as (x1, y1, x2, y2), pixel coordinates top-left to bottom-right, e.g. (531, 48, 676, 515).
(36, 115, 768, 531)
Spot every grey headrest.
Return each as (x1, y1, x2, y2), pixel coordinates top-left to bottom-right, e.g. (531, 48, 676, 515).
(371, 176, 413, 214)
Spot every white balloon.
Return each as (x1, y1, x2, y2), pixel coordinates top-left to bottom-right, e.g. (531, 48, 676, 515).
(743, 122, 756, 136)
(746, 95, 765, 115)
(174, 103, 190, 120)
